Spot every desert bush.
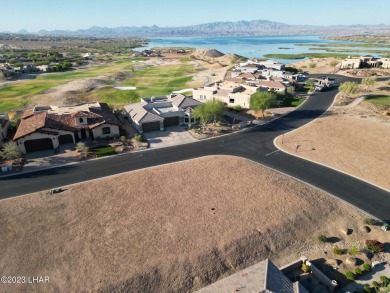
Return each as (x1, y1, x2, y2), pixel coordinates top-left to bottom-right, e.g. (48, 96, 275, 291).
(309, 63, 317, 68)
(345, 271, 355, 281)
(363, 285, 372, 293)
(379, 276, 389, 285)
(362, 263, 372, 271)
(365, 240, 384, 253)
(333, 246, 343, 255)
(348, 244, 359, 256)
(363, 218, 376, 225)
(354, 268, 362, 275)
(133, 134, 144, 142)
(301, 263, 311, 273)
(317, 234, 327, 243)
(330, 60, 339, 67)
(233, 105, 242, 112)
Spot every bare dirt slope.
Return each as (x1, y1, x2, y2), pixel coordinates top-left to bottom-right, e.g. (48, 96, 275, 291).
(0, 156, 377, 293)
(28, 73, 127, 106)
(276, 113, 390, 190)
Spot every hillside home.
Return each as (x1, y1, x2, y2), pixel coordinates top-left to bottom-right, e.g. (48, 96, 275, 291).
(124, 94, 201, 133)
(340, 57, 362, 69)
(14, 102, 120, 153)
(341, 55, 386, 69)
(247, 80, 287, 93)
(250, 58, 285, 71)
(380, 58, 390, 69)
(236, 63, 259, 73)
(0, 113, 10, 146)
(193, 81, 258, 108)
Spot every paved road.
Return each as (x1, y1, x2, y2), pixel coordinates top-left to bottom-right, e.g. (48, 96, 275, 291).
(1, 74, 389, 223)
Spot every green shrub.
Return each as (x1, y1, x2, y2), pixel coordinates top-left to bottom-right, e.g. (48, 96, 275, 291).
(362, 263, 372, 271)
(309, 63, 317, 68)
(363, 285, 372, 293)
(354, 268, 362, 275)
(380, 276, 389, 286)
(333, 246, 343, 255)
(301, 263, 311, 273)
(133, 134, 144, 142)
(317, 234, 327, 243)
(348, 245, 359, 256)
(372, 281, 379, 288)
(233, 105, 242, 112)
(363, 218, 376, 225)
(345, 271, 355, 280)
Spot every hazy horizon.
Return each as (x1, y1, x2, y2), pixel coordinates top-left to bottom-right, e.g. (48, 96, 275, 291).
(1, 0, 390, 33)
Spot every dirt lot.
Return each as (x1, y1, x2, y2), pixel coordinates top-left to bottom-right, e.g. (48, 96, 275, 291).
(276, 79, 390, 190)
(1, 156, 388, 292)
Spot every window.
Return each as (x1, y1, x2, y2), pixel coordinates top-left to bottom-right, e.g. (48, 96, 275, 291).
(229, 98, 235, 103)
(79, 118, 84, 123)
(200, 94, 206, 100)
(102, 127, 111, 135)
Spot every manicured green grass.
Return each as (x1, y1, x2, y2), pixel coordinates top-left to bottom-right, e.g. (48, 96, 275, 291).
(91, 146, 117, 157)
(0, 60, 136, 112)
(91, 64, 195, 105)
(180, 57, 192, 62)
(365, 95, 390, 106)
(264, 53, 359, 59)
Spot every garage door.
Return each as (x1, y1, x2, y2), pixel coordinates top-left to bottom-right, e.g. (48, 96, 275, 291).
(24, 138, 53, 153)
(59, 134, 74, 144)
(163, 116, 179, 127)
(142, 121, 161, 132)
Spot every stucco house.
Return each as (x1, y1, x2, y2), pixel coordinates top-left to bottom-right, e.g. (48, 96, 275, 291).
(193, 81, 259, 108)
(0, 112, 10, 146)
(14, 102, 120, 153)
(340, 57, 362, 69)
(247, 80, 287, 94)
(341, 55, 386, 69)
(380, 58, 390, 69)
(124, 94, 201, 133)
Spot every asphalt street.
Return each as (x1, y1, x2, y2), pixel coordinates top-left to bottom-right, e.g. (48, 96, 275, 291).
(1, 74, 389, 223)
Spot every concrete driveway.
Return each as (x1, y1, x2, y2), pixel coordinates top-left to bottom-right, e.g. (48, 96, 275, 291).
(143, 125, 197, 149)
(23, 143, 77, 173)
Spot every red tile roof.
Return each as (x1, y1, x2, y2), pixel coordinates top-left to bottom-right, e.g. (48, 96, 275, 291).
(14, 103, 120, 140)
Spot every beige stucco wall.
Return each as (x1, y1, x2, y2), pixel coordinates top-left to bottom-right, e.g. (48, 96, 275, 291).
(0, 121, 10, 146)
(381, 59, 390, 69)
(341, 59, 361, 69)
(15, 128, 74, 154)
(92, 124, 119, 139)
(16, 132, 57, 154)
(227, 93, 251, 108)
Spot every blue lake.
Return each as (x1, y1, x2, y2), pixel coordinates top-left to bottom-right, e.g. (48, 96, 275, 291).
(137, 35, 388, 64)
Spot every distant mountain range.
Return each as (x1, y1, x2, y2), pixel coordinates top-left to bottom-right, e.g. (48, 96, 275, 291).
(7, 19, 390, 37)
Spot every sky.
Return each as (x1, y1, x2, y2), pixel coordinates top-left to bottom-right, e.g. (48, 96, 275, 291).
(2, 0, 390, 32)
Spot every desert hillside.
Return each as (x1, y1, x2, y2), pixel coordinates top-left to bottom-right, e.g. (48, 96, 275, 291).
(0, 156, 374, 293)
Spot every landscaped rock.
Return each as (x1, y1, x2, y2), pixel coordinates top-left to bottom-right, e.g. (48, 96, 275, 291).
(326, 259, 339, 267)
(362, 226, 371, 233)
(345, 257, 357, 266)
